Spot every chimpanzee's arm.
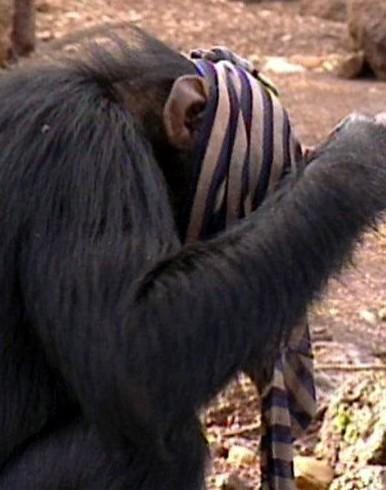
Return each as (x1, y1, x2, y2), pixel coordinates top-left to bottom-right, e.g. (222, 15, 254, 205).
(21, 114, 386, 453)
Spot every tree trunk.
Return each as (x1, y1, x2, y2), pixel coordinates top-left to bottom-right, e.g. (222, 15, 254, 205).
(0, 0, 13, 66)
(11, 0, 36, 58)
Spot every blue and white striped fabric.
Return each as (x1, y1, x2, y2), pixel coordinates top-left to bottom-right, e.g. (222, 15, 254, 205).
(186, 49, 316, 490)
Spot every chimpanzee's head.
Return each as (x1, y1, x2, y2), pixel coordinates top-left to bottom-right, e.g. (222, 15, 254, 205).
(79, 30, 302, 242)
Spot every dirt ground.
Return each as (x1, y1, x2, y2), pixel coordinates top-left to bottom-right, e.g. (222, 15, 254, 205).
(29, 0, 386, 487)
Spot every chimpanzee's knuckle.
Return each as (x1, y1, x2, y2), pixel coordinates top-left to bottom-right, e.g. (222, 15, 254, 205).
(375, 112, 386, 127)
(339, 113, 373, 131)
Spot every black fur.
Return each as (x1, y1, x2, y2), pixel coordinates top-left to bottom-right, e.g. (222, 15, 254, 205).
(0, 30, 385, 489)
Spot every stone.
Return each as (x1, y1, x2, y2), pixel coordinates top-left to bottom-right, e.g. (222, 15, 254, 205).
(365, 422, 386, 465)
(298, 53, 365, 78)
(316, 373, 386, 474)
(358, 466, 386, 488)
(348, 0, 386, 80)
(334, 50, 365, 79)
(330, 466, 386, 490)
(359, 309, 377, 325)
(290, 54, 325, 70)
(294, 456, 334, 490)
(262, 56, 305, 75)
(36, 1, 52, 13)
(38, 30, 54, 42)
(215, 472, 250, 490)
(377, 307, 386, 321)
(227, 445, 257, 467)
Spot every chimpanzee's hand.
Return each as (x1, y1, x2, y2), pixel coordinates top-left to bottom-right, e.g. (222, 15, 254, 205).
(332, 112, 371, 131)
(306, 112, 386, 165)
(375, 112, 386, 126)
(328, 112, 386, 137)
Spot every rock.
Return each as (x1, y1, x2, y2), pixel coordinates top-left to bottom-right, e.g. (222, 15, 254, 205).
(36, 1, 51, 13)
(348, 0, 386, 80)
(300, 0, 347, 22)
(330, 465, 386, 490)
(215, 472, 250, 490)
(377, 307, 386, 321)
(210, 439, 229, 459)
(285, 52, 365, 79)
(334, 50, 365, 79)
(65, 11, 82, 21)
(365, 422, 386, 465)
(294, 456, 334, 490)
(227, 445, 257, 467)
(38, 30, 54, 42)
(262, 57, 305, 75)
(357, 466, 386, 488)
(317, 373, 386, 474)
(290, 54, 325, 70)
(359, 309, 377, 325)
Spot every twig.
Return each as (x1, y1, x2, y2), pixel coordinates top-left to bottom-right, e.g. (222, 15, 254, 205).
(315, 363, 386, 372)
(223, 422, 260, 438)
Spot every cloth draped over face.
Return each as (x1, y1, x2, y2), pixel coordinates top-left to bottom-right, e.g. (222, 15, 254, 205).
(185, 48, 316, 490)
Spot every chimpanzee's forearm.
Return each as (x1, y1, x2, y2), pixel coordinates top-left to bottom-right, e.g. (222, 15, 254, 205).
(121, 115, 386, 447)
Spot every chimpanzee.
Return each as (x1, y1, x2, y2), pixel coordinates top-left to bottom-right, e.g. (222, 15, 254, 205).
(0, 29, 385, 489)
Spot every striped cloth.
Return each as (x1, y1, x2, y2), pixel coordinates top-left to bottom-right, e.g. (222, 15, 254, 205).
(186, 50, 316, 490)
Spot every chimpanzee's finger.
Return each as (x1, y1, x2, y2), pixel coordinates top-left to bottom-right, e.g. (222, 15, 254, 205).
(375, 113, 386, 127)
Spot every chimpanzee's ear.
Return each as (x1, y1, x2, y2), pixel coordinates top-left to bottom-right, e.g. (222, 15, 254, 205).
(163, 75, 209, 150)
